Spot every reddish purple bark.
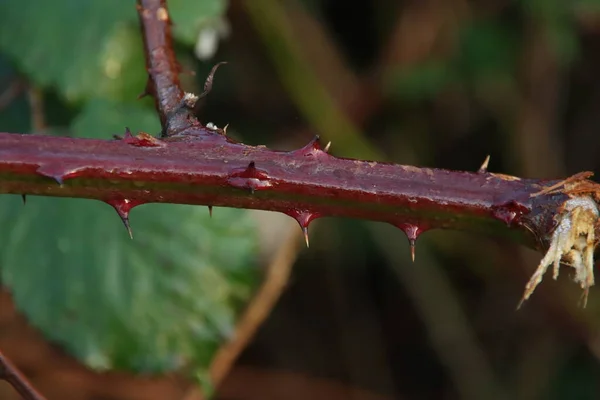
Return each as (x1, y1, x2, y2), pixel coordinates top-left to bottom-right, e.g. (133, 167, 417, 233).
(137, 0, 197, 136)
(0, 129, 566, 250)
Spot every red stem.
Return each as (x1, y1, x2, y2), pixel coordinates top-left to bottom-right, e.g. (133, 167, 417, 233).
(0, 130, 566, 249)
(137, 0, 198, 136)
(0, 350, 46, 400)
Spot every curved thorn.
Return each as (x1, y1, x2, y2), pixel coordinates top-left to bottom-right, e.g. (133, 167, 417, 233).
(198, 61, 227, 99)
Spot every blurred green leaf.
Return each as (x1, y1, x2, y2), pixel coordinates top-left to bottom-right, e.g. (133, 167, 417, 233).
(521, 0, 580, 65)
(0, 55, 30, 133)
(0, 0, 228, 102)
(0, 99, 261, 378)
(455, 21, 519, 85)
(389, 61, 454, 101)
(0, 0, 137, 102)
(575, 0, 600, 13)
(170, 0, 228, 45)
(72, 98, 160, 137)
(98, 24, 149, 103)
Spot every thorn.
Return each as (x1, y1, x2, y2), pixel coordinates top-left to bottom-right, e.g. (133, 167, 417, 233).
(120, 128, 165, 147)
(36, 165, 67, 185)
(291, 135, 331, 158)
(395, 223, 429, 262)
(114, 208, 134, 239)
(284, 210, 321, 248)
(478, 155, 490, 173)
(223, 123, 229, 135)
(303, 226, 310, 248)
(227, 161, 273, 192)
(324, 141, 331, 153)
(579, 288, 590, 308)
(198, 61, 227, 99)
(122, 217, 134, 239)
(109, 204, 134, 239)
(106, 199, 144, 239)
(137, 79, 152, 99)
(208, 206, 213, 218)
(21, 194, 26, 205)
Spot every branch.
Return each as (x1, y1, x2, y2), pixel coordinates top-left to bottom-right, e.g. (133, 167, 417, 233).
(137, 0, 198, 136)
(0, 130, 568, 246)
(0, 350, 46, 400)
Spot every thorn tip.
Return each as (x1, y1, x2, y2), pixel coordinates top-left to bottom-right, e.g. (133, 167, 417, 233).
(124, 219, 134, 239)
(303, 226, 310, 248)
(478, 155, 490, 173)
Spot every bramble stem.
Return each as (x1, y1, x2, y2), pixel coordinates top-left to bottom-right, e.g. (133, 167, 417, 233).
(137, 0, 197, 136)
(0, 350, 46, 400)
(0, 131, 568, 251)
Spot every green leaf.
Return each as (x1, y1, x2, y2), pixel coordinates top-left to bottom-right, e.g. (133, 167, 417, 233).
(0, 55, 30, 133)
(0, 198, 260, 374)
(0, 0, 228, 102)
(0, 99, 261, 379)
(0, 0, 138, 102)
(170, 0, 229, 45)
(72, 98, 160, 138)
(96, 24, 149, 103)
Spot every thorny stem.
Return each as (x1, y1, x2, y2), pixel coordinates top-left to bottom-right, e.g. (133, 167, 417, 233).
(0, 350, 46, 400)
(0, 130, 572, 244)
(2, 0, 600, 399)
(137, 0, 197, 137)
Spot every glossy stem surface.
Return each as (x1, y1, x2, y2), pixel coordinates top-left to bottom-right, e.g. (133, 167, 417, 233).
(0, 130, 567, 249)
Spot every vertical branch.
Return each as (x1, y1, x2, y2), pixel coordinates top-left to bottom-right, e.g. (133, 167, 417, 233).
(136, 0, 198, 136)
(0, 350, 46, 400)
